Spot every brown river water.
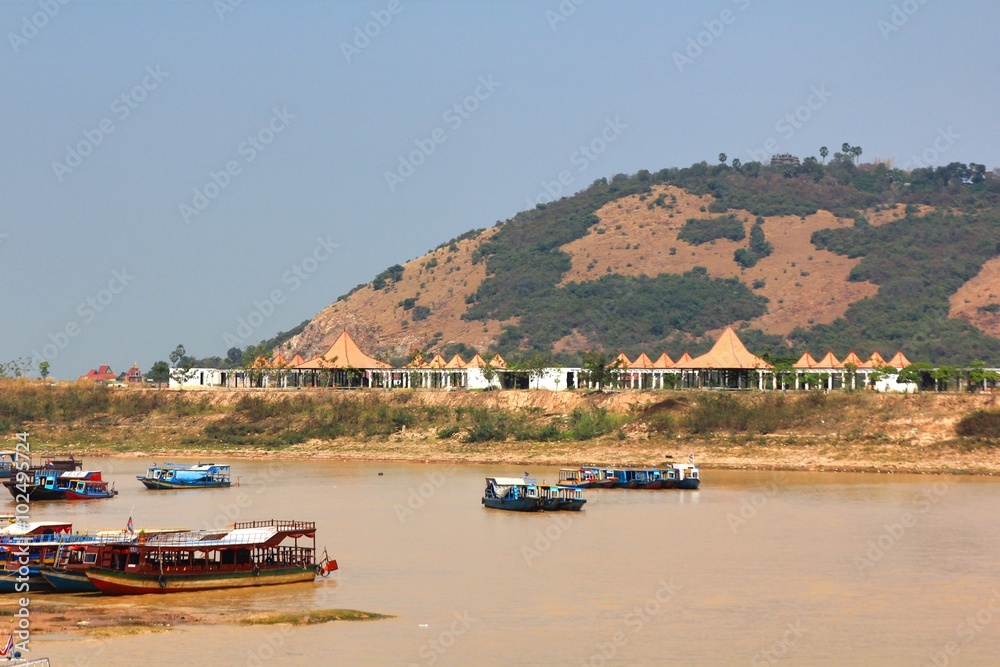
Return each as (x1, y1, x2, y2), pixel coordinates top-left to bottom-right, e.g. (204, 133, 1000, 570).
(14, 458, 1000, 665)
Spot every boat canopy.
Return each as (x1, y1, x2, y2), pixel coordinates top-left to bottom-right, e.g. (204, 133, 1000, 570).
(487, 477, 534, 486)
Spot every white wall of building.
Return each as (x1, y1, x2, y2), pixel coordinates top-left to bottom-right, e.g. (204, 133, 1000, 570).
(873, 373, 918, 393)
(168, 368, 225, 389)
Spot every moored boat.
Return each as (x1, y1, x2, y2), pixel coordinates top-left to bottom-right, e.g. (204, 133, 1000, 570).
(482, 477, 540, 511)
(0, 521, 75, 593)
(609, 469, 664, 489)
(660, 462, 700, 489)
(84, 519, 335, 595)
(137, 463, 231, 489)
(557, 467, 617, 489)
(0, 451, 17, 479)
(3, 469, 115, 501)
(538, 484, 587, 511)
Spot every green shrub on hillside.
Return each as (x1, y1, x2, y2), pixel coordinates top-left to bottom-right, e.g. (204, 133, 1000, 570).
(678, 215, 746, 245)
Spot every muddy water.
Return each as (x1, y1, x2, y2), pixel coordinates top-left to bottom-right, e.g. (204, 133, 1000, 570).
(21, 459, 1000, 665)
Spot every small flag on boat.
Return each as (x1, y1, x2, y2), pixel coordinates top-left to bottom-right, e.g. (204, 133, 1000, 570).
(126, 516, 134, 535)
(688, 454, 695, 463)
(0, 633, 13, 657)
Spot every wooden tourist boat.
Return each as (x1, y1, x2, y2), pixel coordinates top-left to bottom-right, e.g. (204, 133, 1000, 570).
(482, 477, 540, 511)
(0, 521, 75, 593)
(3, 469, 115, 501)
(609, 469, 664, 489)
(538, 485, 587, 511)
(556, 467, 617, 489)
(137, 463, 231, 489)
(84, 519, 336, 595)
(42, 528, 187, 592)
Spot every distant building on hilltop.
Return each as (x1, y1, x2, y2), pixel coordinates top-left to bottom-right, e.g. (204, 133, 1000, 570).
(770, 153, 801, 168)
(78, 365, 116, 383)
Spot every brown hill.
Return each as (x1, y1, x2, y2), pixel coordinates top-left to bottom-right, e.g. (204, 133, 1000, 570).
(281, 186, 949, 360)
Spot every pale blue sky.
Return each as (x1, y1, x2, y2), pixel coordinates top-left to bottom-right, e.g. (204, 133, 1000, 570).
(2, 0, 997, 379)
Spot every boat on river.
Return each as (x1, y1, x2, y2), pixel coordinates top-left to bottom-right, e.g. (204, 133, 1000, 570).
(0, 521, 75, 592)
(482, 477, 540, 511)
(84, 519, 336, 595)
(42, 528, 188, 592)
(557, 467, 617, 489)
(3, 469, 116, 501)
(0, 452, 17, 479)
(609, 469, 664, 489)
(137, 463, 231, 489)
(660, 463, 700, 489)
(538, 485, 587, 511)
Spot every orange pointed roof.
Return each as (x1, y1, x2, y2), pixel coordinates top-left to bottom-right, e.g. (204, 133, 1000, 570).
(672, 327, 773, 369)
(862, 350, 888, 369)
(629, 352, 655, 369)
(445, 354, 466, 369)
(251, 355, 271, 369)
(289, 354, 305, 366)
(793, 351, 820, 369)
(426, 354, 448, 369)
(813, 351, 842, 368)
(840, 350, 865, 368)
(271, 352, 288, 367)
(491, 354, 508, 369)
(652, 353, 674, 369)
(675, 352, 692, 364)
(886, 350, 912, 369)
(296, 330, 391, 369)
(614, 353, 632, 368)
(293, 354, 322, 369)
(464, 353, 487, 368)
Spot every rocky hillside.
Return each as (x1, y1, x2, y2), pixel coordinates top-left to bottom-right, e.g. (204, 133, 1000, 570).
(279, 157, 1000, 366)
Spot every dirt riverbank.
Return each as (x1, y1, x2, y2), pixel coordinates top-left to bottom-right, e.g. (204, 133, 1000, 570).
(5, 384, 998, 475)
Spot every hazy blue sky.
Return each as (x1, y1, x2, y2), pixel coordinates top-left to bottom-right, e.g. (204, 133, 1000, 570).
(2, 0, 998, 379)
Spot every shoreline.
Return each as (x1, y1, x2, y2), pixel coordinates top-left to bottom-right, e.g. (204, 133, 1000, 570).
(65, 436, 1000, 477)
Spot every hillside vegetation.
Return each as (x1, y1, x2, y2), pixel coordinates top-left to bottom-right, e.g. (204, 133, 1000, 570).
(273, 154, 1000, 366)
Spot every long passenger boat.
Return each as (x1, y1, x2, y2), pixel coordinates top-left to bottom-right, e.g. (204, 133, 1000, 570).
(609, 469, 664, 489)
(3, 469, 116, 501)
(538, 485, 587, 511)
(137, 463, 231, 490)
(84, 519, 336, 595)
(556, 467, 617, 489)
(659, 463, 701, 489)
(482, 477, 540, 511)
(0, 521, 75, 593)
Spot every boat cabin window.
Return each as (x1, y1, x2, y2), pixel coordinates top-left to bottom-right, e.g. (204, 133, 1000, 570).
(84, 552, 98, 564)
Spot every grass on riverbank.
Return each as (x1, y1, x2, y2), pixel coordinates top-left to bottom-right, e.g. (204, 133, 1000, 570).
(239, 609, 392, 625)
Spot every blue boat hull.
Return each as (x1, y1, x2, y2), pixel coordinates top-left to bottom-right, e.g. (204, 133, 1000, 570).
(41, 567, 98, 592)
(138, 478, 230, 490)
(482, 497, 539, 512)
(0, 569, 53, 593)
(674, 479, 700, 490)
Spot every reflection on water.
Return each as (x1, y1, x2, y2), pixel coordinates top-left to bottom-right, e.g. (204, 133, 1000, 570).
(24, 459, 1000, 665)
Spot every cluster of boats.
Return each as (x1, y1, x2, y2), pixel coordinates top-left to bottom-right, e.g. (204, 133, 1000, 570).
(1, 459, 231, 501)
(0, 518, 336, 595)
(0, 456, 335, 596)
(482, 463, 700, 512)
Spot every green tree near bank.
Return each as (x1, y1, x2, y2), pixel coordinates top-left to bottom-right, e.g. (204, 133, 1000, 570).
(168, 344, 197, 389)
(580, 350, 625, 391)
(148, 361, 170, 387)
